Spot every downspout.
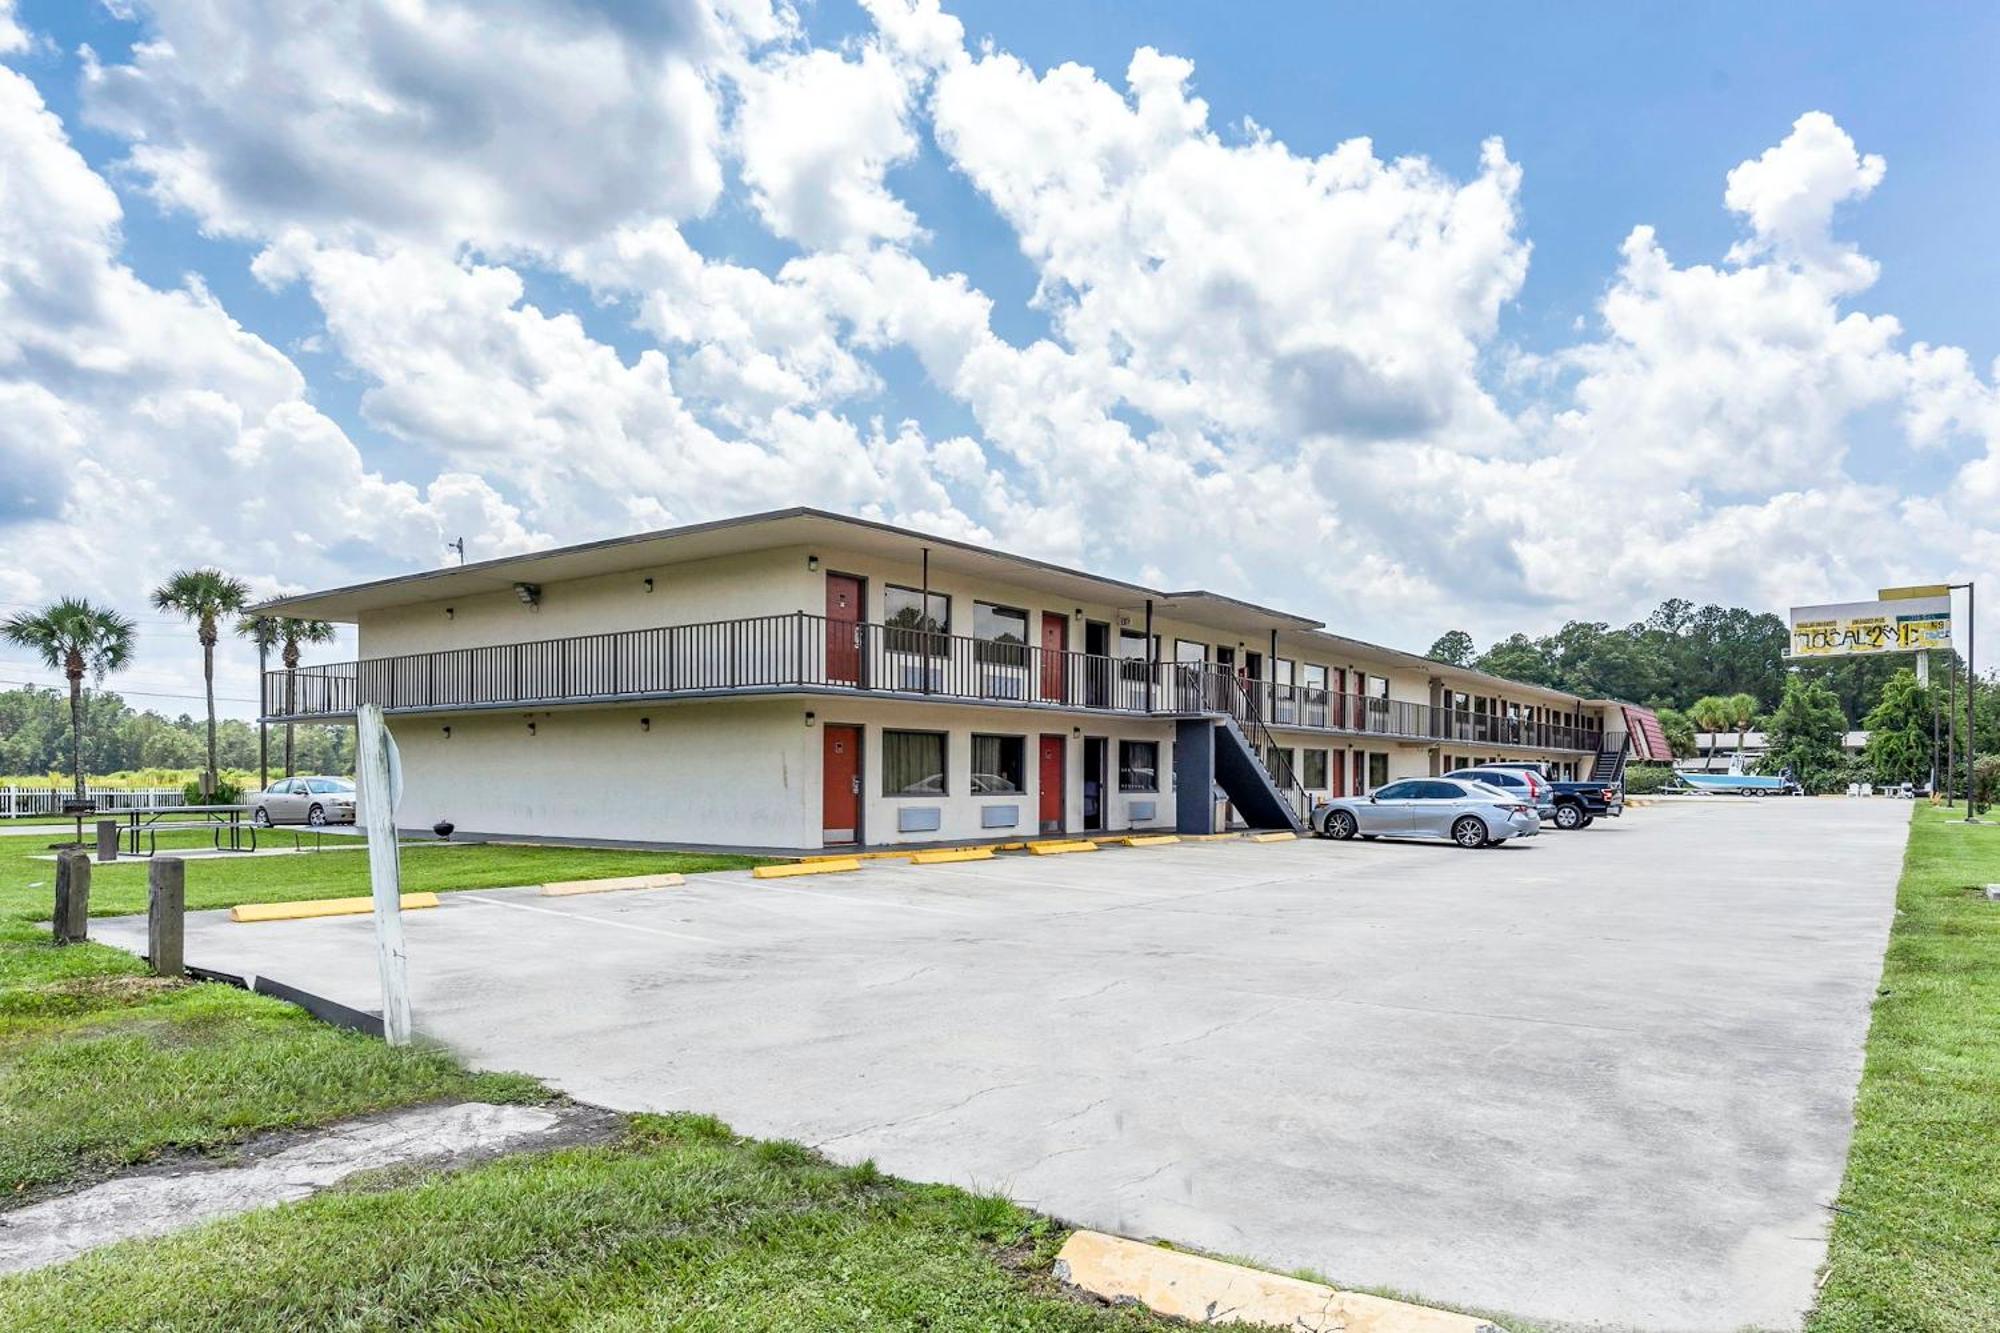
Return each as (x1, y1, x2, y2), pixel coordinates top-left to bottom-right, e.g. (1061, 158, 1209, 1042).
(920, 546, 931, 695)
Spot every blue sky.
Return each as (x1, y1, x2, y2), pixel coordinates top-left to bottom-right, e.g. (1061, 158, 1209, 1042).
(1, 0, 1997, 713)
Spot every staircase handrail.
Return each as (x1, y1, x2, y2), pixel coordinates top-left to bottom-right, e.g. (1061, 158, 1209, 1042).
(1232, 677, 1313, 824)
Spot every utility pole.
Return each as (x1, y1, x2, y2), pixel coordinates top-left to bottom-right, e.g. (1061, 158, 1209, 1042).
(446, 537, 466, 566)
(1961, 581, 1977, 820)
(1947, 653, 1958, 808)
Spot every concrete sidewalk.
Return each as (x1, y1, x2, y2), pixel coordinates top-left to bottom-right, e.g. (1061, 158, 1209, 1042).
(96, 799, 1909, 1331)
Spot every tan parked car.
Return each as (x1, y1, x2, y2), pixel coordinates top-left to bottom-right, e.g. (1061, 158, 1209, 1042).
(251, 776, 357, 827)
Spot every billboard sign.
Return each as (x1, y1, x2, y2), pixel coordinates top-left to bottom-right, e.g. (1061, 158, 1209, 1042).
(1788, 595, 1951, 660)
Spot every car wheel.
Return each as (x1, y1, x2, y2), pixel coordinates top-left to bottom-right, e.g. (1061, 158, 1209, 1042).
(1554, 803, 1584, 830)
(1579, 815, 1594, 828)
(307, 803, 327, 827)
(1451, 815, 1488, 848)
(1324, 809, 1358, 840)
(253, 807, 273, 828)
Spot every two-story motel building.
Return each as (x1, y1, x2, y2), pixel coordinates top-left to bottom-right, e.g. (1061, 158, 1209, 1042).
(256, 509, 1665, 851)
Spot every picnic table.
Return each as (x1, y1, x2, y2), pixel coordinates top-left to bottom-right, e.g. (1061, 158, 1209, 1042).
(120, 804, 258, 857)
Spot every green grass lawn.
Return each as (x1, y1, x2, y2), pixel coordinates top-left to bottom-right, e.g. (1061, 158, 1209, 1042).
(0, 827, 771, 920)
(1808, 804, 2000, 1332)
(0, 829, 770, 1200)
(0, 1113, 1199, 1332)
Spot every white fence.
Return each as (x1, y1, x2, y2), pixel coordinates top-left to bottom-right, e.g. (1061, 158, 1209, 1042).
(0, 786, 185, 819)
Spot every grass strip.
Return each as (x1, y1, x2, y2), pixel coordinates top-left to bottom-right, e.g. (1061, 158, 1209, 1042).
(1808, 804, 2000, 1332)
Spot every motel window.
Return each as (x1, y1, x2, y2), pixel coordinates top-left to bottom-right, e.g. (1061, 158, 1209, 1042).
(971, 734, 1025, 794)
(1118, 629, 1156, 683)
(1367, 752, 1389, 791)
(1303, 748, 1329, 789)
(1119, 629, 1156, 660)
(972, 602, 1029, 666)
(883, 730, 947, 797)
(1175, 639, 1207, 664)
(1301, 663, 1327, 695)
(884, 585, 950, 656)
(1119, 740, 1159, 792)
(1370, 674, 1390, 700)
(1265, 746, 1295, 783)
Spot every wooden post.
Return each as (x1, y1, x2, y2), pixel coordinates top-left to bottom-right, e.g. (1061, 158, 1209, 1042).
(148, 857, 185, 978)
(355, 703, 413, 1045)
(96, 818, 119, 863)
(53, 850, 90, 943)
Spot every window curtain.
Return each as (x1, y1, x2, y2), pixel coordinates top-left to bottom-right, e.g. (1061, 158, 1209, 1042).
(883, 731, 945, 795)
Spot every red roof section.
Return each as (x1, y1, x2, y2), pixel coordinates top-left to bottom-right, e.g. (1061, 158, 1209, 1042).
(1622, 705, 1670, 762)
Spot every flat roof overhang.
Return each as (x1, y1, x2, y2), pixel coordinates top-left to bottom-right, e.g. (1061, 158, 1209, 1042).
(252, 507, 1323, 632)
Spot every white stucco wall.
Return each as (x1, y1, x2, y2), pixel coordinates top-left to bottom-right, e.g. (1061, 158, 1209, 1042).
(386, 698, 814, 848)
(358, 546, 818, 658)
(818, 698, 1179, 844)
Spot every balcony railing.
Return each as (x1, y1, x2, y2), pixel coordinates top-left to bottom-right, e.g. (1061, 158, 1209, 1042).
(263, 611, 1601, 752)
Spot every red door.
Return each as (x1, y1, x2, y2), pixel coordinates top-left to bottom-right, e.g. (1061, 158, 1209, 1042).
(825, 574, 863, 685)
(822, 725, 861, 844)
(1038, 735, 1065, 834)
(1333, 668, 1347, 731)
(1040, 613, 1068, 701)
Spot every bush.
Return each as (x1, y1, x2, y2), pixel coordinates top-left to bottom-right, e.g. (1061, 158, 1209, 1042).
(181, 777, 244, 805)
(1623, 764, 1676, 795)
(1973, 755, 2000, 815)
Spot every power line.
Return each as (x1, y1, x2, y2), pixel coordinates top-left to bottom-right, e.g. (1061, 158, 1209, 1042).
(0, 677, 260, 705)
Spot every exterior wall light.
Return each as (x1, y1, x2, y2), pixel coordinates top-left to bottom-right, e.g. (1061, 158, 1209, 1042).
(514, 582, 541, 607)
(441, 725, 451, 738)
(1073, 608, 1083, 618)
(804, 710, 817, 727)
(526, 720, 537, 735)
(640, 717, 651, 732)
(643, 577, 654, 593)
(445, 606, 455, 620)
(807, 555, 820, 572)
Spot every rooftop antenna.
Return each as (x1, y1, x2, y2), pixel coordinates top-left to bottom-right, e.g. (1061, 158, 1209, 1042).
(446, 537, 466, 566)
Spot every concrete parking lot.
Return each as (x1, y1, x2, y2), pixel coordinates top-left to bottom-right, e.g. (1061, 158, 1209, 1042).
(99, 799, 1910, 1331)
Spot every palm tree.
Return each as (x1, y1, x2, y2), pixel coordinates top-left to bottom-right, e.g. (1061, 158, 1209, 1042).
(234, 614, 282, 791)
(152, 568, 250, 799)
(1688, 696, 1731, 768)
(1726, 692, 1761, 770)
(0, 599, 136, 800)
(276, 618, 336, 776)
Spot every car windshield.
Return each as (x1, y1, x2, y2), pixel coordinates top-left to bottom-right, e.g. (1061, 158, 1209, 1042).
(307, 778, 353, 794)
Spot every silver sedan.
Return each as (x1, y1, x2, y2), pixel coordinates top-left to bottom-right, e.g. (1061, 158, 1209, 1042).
(1312, 777, 1540, 848)
(250, 776, 357, 827)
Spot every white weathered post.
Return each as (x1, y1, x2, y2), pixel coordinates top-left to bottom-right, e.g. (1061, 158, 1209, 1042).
(355, 703, 413, 1045)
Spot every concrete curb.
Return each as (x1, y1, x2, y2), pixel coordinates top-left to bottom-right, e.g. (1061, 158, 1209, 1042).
(1246, 831, 1298, 843)
(752, 859, 860, 879)
(910, 847, 996, 865)
(1027, 839, 1099, 856)
(1120, 834, 1180, 847)
(229, 893, 440, 923)
(1053, 1231, 1506, 1332)
(540, 873, 685, 897)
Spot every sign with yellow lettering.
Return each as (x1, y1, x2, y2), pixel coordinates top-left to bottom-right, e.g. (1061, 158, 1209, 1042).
(1788, 596, 1951, 659)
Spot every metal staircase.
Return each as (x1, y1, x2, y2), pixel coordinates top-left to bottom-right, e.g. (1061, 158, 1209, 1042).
(1589, 733, 1631, 786)
(1210, 712, 1309, 832)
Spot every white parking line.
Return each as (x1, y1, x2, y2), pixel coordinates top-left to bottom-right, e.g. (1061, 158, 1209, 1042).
(455, 893, 724, 945)
(742, 879, 984, 917)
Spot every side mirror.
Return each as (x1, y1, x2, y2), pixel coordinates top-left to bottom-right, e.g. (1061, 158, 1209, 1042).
(1368, 794, 1379, 803)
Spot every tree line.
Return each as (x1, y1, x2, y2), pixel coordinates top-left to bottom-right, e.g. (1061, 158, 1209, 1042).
(1429, 598, 1999, 796)
(0, 686, 353, 783)
(1, 573, 340, 801)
